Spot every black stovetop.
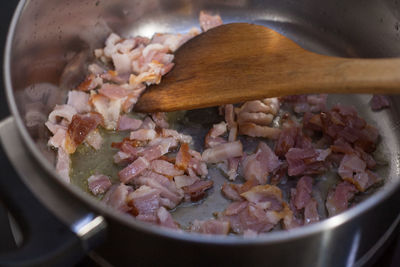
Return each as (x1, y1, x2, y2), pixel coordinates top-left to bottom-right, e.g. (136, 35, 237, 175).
(0, 2, 399, 266)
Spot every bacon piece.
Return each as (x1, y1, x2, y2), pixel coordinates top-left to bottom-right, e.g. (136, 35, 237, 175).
(67, 91, 91, 114)
(242, 142, 280, 184)
(98, 83, 130, 100)
(221, 201, 283, 234)
(118, 115, 142, 131)
(151, 28, 199, 52)
(370, 95, 390, 111)
(162, 128, 192, 144)
(66, 112, 103, 152)
(202, 140, 243, 163)
(174, 175, 199, 189)
(150, 159, 184, 178)
(85, 129, 103, 150)
(48, 104, 77, 124)
(56, 148, 70, 183)
(191, 219, 230, 235)
(87, 174, 112, 195)
(241, 185, 283, 211)
(77, 73, 103, 91)
(338, 154, 366, 180)
(102, 184, 132, 212)
(127, 185, 160, 223)
(182, 180, 214, 202)
(135, 171, 183, 209)
(237, 112, 274, 126)
(175, 143, 191, 170)
(285, 148, 329, 177)
(91, 94, 123, 130)
(113, 151, 134, 165)
(326, 181, 358, 216)
(130, 129, 157, 141)
(304, 200, 319, 225)
(199, 11, 223, 32)
(221, 183, 243, 201)
(293, 176, 313, 210)
(119, 157, 150, 184)
(238, 122, 281, 139)
(151, 112, 169, 128)
(157, 207, 179, 229)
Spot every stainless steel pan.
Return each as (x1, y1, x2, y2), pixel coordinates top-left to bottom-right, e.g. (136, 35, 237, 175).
(2, 0, 400, 266)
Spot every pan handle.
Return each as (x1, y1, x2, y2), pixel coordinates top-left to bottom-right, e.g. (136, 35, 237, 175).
(0, 137, 105, 266)
(0, 143, 90, 267)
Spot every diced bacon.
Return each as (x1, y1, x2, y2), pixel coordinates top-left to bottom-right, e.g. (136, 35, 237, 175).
(157, 207, 179, 229)
(48, 104, 77, 124)
(102, 183, 132, 212)
(118, 115, 142, 131)
(370, 95, 390, 111)
(242, 142, 280, 184)
(87, 174, 112, 195)
(338, 154, 367, 189)
(221, 183, 243, 201)
(218, 157, 240, 181)
(210, 122, 227, 138)
(151, 112, 169, 128)
(67, 91, 90, 113)
(182, 180, 214, 201)
(202, 141, 243, 163)
(66, 112, 103, 153)
(236, 99, 278, 115)
(88, 64, 106, 75)
(241, 185, 283, 211)
(151, 28, 200, 52)
(191, 219, 230, 235)
(142, 143, 171, 162)
(91, 94, 123, 130)
(119, 157, 150, 183)
(140, 117, 156, 130)
(98, 83, 129, 100)
(48, 127, 66, 149)
(237, 112, 274, 126)
(293, 176, 313, 210)
(174, 175, 199, 189)
(188, 156, 208, 178)
(282, 94, 327, 113)
(285, 148, 328, 177)
(274, 127, 297, 157)
(199, 11, 223, 32)
(326, 181, 358, 216)
(45, 121, 67, 135)
(150, 159, 184, 177)
(205, 136, 226, 148)
(77, 73, 103, 91)
(281, 203, 301, 230)
(130, 129, 157, 141)
(113, 151, 134, 165)
(239, 123, 281, 139)
(221, 201, 284, 234)
(175, 143, 191, 170)
(135, 171, 183, 209)
(56, 148, 70, 183)
(224, 104, 236, 128)
(303, 200, 319, 225)
(162, 128, 192, 144)
(85, 129, 103, 150)
(127, 185, 160, 222)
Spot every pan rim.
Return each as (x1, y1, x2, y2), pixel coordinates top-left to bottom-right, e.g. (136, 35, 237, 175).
(4, 0, 400, 246)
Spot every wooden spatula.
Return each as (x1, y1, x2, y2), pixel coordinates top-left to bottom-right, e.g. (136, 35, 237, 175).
(134, 23, 400, 113)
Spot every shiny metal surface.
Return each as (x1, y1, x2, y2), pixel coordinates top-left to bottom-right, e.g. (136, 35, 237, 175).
(4, 0, 400, 266)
